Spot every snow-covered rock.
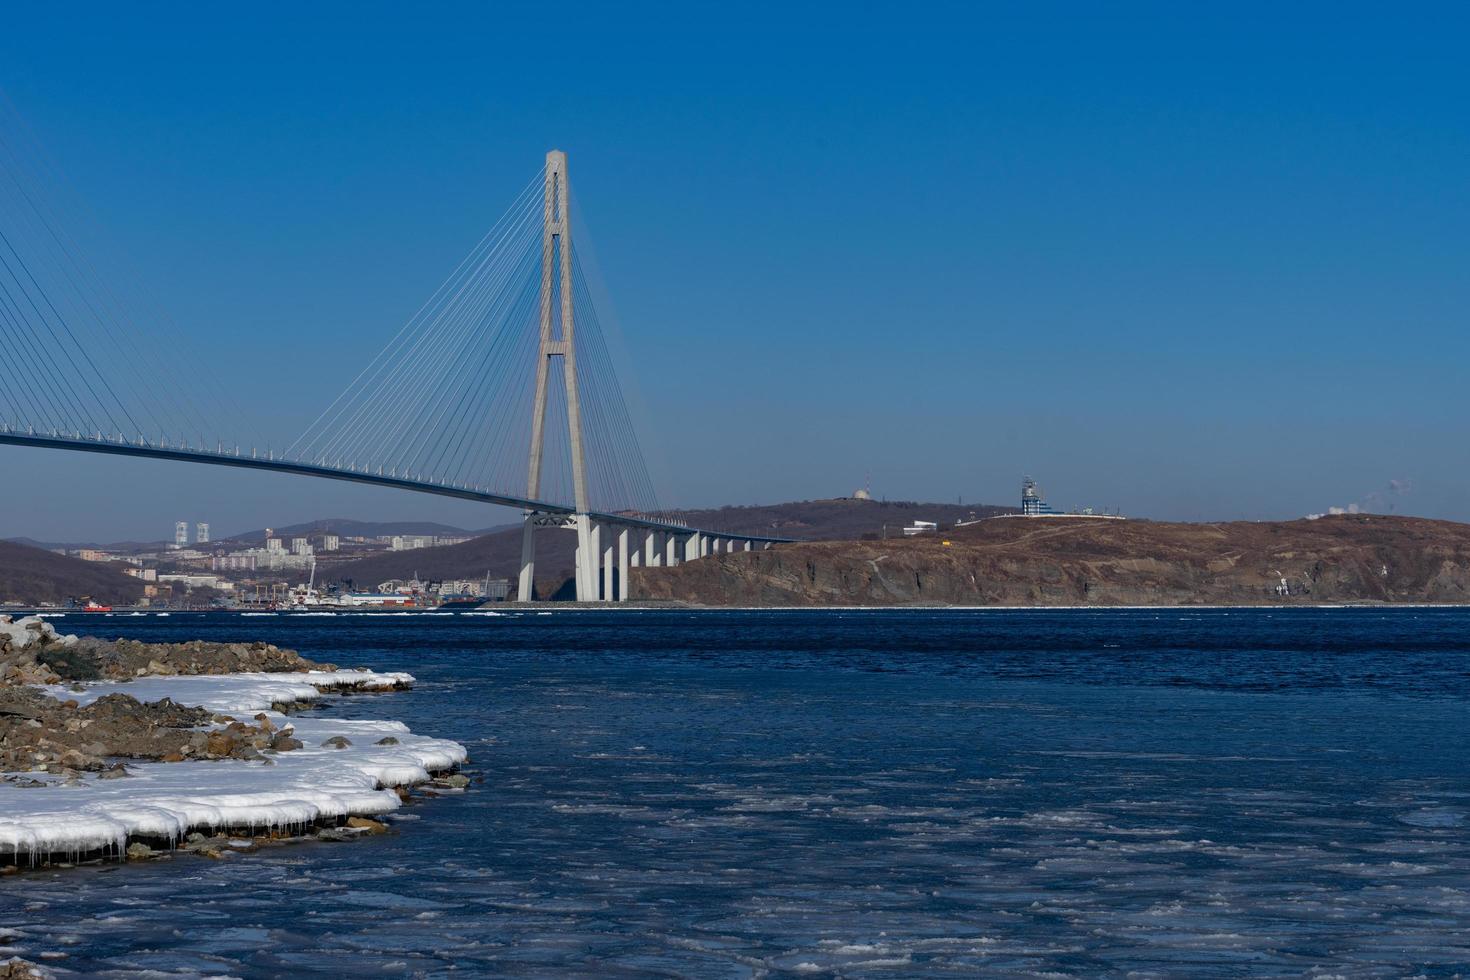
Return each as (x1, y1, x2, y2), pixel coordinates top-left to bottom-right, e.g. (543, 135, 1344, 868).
(0, 669, 466, 863)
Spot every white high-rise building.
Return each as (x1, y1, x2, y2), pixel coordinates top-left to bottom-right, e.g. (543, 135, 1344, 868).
(291, 537, 313, 556)
(174, 521, 189, 547)
(321, 534, 340, 552)
(196, 522, 210, 544)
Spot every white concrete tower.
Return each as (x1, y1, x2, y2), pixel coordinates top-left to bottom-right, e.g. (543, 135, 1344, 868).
(519, 150, 593, 601)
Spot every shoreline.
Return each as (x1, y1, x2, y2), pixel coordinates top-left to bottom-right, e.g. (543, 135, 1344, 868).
(12, 601, 1470, 619)
(0, 618, 468, 873)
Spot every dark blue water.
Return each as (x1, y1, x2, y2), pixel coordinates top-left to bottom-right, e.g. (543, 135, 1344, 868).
(4, 608, 1469, 976)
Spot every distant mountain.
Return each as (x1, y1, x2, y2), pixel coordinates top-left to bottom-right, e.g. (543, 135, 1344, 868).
(0, 540, 145, 606)
(4, 536, 170, 552)
(323, 498, 1016, 597)
(221, 518, 513, 544)
(6, 518, 520, 552)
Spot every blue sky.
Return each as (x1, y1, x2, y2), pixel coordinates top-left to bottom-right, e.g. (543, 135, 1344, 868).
(0, 3, 1465, 541)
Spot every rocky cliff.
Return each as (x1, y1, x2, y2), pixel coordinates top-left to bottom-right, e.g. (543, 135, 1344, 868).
(630, 514, 1470, 606)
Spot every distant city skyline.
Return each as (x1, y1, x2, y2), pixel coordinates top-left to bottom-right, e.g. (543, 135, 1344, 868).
(1, 4, 1466, 541)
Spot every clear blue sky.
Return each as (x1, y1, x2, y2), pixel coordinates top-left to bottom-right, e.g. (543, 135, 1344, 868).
(0, 3, 1465, 541)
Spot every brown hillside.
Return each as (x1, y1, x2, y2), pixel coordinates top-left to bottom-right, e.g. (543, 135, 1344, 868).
(630, 514, 1470, 606)
(325, 498, 1012, 595)
(0, 540, 146, 607)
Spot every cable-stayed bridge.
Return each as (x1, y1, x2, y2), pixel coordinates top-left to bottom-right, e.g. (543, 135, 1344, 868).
(0, 143, 787, 600)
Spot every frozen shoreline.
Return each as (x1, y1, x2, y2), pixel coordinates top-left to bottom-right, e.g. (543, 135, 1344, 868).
(0, 669, 467, 864)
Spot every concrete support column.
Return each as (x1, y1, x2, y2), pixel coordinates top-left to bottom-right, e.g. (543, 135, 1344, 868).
(617, 528, 630, 602)
(666, 534, 680, 566)
(744, 540, 753, 552)
(517, 515, 536, 601)
(631, 551, 641, 568)
(699, 535, 710, 559)
(576, 515, 596, 601)
(644, 530, 658, 567)
(602, 544, 614, 602)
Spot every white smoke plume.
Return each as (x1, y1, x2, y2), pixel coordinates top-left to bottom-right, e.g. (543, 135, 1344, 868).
(1305, 479, 1414, 520)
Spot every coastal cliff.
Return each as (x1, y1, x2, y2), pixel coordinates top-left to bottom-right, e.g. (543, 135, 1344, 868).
(630, 514, 1470, 606)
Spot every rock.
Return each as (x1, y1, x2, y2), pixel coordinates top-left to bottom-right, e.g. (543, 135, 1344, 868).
(125, 842, 155, 860)
(269, 734, 303, 752)
(345, 816, 388, 834)
(252, 712, 276, 733)
(98, 763, 129, 780)
(315, 828, 355, 843)
(160, 753, 185, 763)
(320, 736, 352, 749)
(0, 957, 54, 979)
(204, 732, 236, 757)
(0, 687, 54, 720)
(437, 773, 471, 789)
(374, 736, 400, 746)
(13, 634, 333, 684)
(58, 749, 100, 771)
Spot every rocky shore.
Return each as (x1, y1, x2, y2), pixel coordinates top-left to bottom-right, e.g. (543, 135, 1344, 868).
(0, 614, 468, 898)
(0, 615, 397, 775)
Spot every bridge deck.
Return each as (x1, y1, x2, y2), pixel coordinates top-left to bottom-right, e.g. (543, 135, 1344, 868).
(0, 431, 792, 543)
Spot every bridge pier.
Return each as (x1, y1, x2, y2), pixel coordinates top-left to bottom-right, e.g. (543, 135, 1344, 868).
(618, 528, 630, 602)
(602, 543, 614, 602)
(517, 516, 537, 601)
(666, 534, 680, 566)
(576, 516, 597, 601)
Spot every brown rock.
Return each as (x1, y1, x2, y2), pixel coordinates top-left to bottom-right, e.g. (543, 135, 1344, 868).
(204, 732, 236, 757)
(345, 817, 388, 834)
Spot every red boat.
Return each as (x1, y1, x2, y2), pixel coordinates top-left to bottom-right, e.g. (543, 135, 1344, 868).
(81, 600, 112, 612)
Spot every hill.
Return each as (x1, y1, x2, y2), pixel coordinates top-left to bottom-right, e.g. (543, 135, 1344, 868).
(5, 536, 171, 551)
(660, 499, 1013, 540)
(324, 498, 1013, 595)
(630, 513, 1470, 606)
(0, 540, 146, 607)
(221, 518, 509, 545)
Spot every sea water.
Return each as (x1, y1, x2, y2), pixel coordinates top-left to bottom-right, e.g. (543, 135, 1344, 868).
(3, 608, 1468, 976)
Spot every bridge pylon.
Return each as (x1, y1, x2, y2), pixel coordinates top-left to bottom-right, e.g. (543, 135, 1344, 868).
(519, 149, 594, 601)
